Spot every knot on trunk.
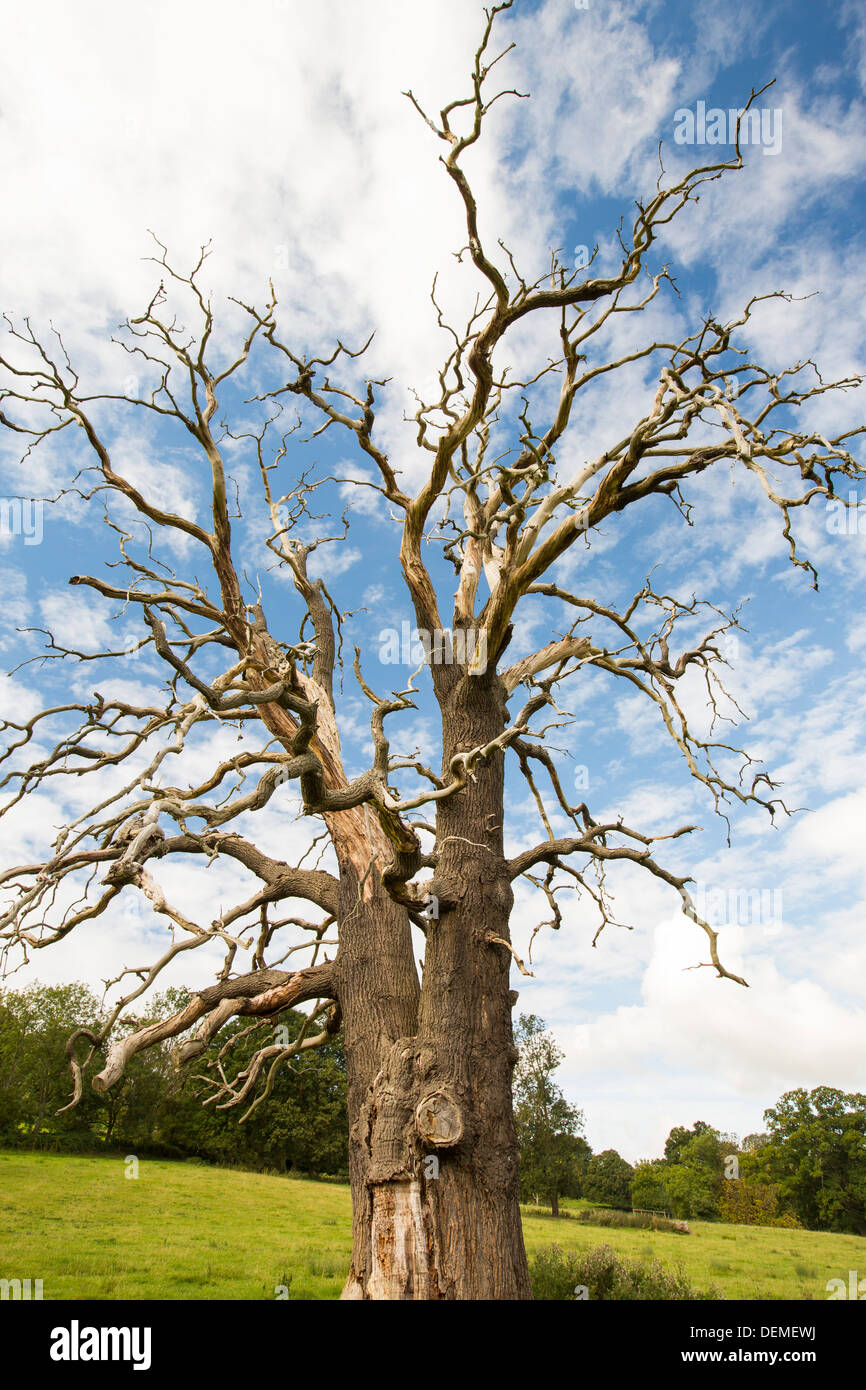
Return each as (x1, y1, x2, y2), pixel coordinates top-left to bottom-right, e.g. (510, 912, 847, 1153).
(414, 1089, 464, 1149)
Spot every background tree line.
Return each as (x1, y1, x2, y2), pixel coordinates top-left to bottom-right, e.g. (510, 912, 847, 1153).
(0, 982, 348, 1176)
(2, 988, 862, 1236)
(512, 1015, 865, 1237)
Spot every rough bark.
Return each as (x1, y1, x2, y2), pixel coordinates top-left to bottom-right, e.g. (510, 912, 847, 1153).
(337, 870, 423, 1298)
(339, 667, 531, 1300)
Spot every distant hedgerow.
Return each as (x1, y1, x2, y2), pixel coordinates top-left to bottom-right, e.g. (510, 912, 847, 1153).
(574, 1209, 689, 1234)
(530, 1243, 724, 1301)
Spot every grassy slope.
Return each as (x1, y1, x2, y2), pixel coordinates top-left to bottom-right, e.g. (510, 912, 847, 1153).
(1, 1151, 863, 1300)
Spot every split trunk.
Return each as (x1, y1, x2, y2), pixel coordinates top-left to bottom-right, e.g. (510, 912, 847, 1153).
(336, 670, 531, 1299)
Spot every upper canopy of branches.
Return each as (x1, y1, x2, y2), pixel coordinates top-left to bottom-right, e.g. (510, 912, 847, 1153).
(0, 0, 863, 1110)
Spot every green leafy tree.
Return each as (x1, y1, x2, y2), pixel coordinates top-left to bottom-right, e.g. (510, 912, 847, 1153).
(631, 1155, 717, 1220)
(718, 1177, 800, 1228)
(513, 1014, 587, 1216)
(0, 982, 348, 1174)
(120, 991, 349, 1175)
(631, 1123, 730, 1219)
(663, 1162, 718, 1220)
(742, 1132, 769, 1153)
(664, 1120, 720, 1165)
(583, 1149, 634, 1209)
(0, 983, 107, 1148)
(754, 1086, 866, 1235)
(680, 1126, 726, 1182)
(631, 1159, 670, 1212)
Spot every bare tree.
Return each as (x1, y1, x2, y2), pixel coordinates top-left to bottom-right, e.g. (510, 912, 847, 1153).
(1, 4, 863, 1299)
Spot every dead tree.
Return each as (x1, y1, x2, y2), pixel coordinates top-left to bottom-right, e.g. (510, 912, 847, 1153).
(1, 4, 863, 1298)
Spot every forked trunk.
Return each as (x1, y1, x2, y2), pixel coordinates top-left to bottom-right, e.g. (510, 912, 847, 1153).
(338, 668, 531, 1300)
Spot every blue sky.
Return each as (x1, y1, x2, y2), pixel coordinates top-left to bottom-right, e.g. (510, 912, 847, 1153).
(1, 0, 865, 1162)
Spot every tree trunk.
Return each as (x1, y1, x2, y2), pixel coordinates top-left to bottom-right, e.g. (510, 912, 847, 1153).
(551, 1191, 559, 1219)
(338, 667, 531, 1299)
(335, 870, 422, 1298)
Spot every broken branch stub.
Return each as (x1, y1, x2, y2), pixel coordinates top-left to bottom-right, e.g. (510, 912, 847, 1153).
(414, 1089, 464, 1148)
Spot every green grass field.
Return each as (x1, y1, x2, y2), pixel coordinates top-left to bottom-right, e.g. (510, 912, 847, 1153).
(1, 1151, 863, 1300)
